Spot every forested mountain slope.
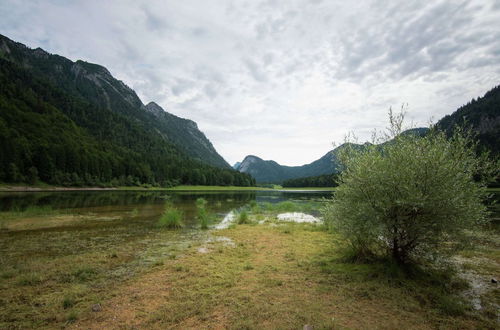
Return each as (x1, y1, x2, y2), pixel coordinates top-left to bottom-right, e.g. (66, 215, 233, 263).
(0, 34, 230, 169)
(437, 85, 500, 156)
(0, 34, 253, 186)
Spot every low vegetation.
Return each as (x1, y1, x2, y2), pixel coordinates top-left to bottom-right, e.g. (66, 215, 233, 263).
(71, 219, 499, 329)
(237, 210, 250, 224)
(157, 204, 183, 229)
(1, 197, 498, 328)
(196, 198, 211, 229)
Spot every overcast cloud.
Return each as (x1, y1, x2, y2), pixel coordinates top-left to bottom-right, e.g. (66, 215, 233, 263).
(1, 0, 499, 165)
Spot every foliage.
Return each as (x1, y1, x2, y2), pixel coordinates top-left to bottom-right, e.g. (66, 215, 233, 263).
(237, 210, 250, 224)
(323, 110, 498, 264)
(158, 205, 183, 229)
(196, 198, 211, 229)
(0, 35, 255, 188)
(437, 85, 500, 157)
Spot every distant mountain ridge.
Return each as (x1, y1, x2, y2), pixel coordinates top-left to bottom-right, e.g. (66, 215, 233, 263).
(0, 34, 254, 186)
(235, 131, 430, 183)
(236, 85, 499, 184)
(235, 144, 354, 183)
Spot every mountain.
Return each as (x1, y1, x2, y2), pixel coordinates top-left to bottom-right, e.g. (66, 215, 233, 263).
(143, 102, 229, 168)
(0, 34, 253, 187)
(236, 144, 360, 183)
(436, 85, 500, 156)
(0, 34, 230, 169)
(237, 129, 432, 184)
(237, 84, 500, 184)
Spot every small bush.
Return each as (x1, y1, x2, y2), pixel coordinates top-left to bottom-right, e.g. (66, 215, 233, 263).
(158, 206, 183, 229)
(323, 110, 498, 264)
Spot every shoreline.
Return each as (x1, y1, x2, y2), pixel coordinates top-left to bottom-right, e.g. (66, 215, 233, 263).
(0, 184, 338, 193)
(1, 184, 497, 193)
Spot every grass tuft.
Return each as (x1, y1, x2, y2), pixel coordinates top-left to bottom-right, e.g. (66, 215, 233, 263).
(16, 272, 42, 286)
(62, 296, 76, 309)
(66, 311, 78, 323)
(237, 211, 250, 224)
(158, 207, 183, 229)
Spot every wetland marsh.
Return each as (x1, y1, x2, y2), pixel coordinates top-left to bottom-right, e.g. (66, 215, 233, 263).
(0, 190, 498, 329)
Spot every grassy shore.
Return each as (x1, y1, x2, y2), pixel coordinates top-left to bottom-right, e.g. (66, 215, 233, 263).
(1, 200, 498, 328)
(0, 184, 337, 192)
(73, 222, 499, 329)
(159, 185, 337, 191)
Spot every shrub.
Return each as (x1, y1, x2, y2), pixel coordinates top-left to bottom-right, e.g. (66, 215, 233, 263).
(323, 110, 498, 264)
(158, 205, 183, 229)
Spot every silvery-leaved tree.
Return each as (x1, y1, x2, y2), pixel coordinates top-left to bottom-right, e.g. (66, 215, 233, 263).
(323, 109, 498, 264)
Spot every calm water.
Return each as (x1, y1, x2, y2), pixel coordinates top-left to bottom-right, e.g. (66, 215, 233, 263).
(0, 190, 332, 226)
(0, 189, 496, 264)
(0, 190, 331, 273)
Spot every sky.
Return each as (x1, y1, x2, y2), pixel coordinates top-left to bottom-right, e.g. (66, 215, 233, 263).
(1, 0, 499, 166)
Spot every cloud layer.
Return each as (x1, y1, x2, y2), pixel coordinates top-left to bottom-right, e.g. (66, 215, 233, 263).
(1, 0, 499, 165)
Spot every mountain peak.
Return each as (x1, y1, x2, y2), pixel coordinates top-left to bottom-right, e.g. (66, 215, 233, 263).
(242, 155, 263, 162)
(0, 33, 232, 170)
(75, 60, 111, 76)
(145, 101, 165, 115)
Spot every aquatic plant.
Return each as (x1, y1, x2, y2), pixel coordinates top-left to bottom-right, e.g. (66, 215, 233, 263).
(195, 198, 213, 229)
(158, 206, 183, 229)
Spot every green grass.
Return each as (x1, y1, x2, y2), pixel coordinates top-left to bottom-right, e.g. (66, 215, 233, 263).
(237, 210, 250, 224)
(70, 223, 499, 329)
(0, 207, 197, 329)
(1, 191, 497, 329)
(158, 207, 183, 229)
(279, 187, 337, 191)
(196, 198, 212, 229)
(0, 205, 60, 220)
(115, 185, 274, 191)
(62, 296, 76, 309)
(16, 272, 43, 286)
